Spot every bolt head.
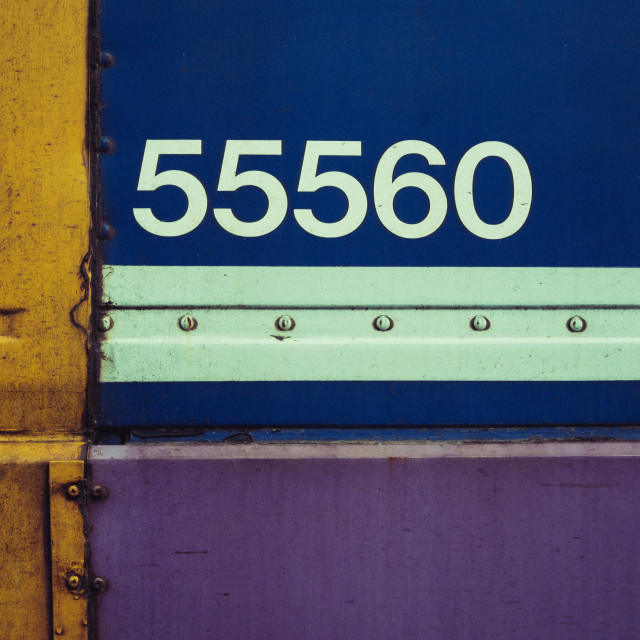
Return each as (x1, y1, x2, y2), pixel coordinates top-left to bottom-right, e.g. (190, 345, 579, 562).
(100, 51, 115, 67)
(96, 223, 115, 240)
(98, 315, 114, 332)
(178, 315, 198, 331)
(66, 485, 80, 498)
(66, 574, 81, 589)
(471, 315, 490, 331)
(568, 316, 586, 333)
(373, 315, 393, 332)
(100, 136, 114, 153)
(92, 576, 108, 592)
(275, 315, 295, 331)
(91, 485, 109, 500)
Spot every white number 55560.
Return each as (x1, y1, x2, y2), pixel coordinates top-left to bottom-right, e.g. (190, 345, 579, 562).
(133, 138, 532, 240)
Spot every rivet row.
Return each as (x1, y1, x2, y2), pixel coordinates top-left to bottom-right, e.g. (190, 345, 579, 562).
(97, 314, 590, 334)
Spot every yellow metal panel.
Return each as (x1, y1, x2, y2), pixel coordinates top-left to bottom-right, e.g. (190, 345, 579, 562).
(50, 459, 88, 640)
(0, 439, 84, 640)
(0, 0, 91, 433)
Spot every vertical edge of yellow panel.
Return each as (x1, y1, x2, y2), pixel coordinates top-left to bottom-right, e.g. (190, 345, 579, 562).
(50, 459, 89, 640)
(0, 0, 92, 433)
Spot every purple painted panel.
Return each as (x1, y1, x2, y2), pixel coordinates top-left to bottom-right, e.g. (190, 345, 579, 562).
(89, 443, 640, 640)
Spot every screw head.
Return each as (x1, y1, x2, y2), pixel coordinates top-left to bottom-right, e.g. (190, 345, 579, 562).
(55, 627, 64, 635)
(92, 576, 108, 592)
(98, 315, 114, 332)
(100, 136, 114, 153)
(275, 315, 295, 331)
(568, 316, 586, 333)
(471, 315, 490, 331)
(100, 51, 115, 67)
(178, 315, 198, 331)
(96, 222, 115, 240)
(373, 315, 393, 332)
(90, 485, 109, 500)
(66, 485, 80, 498)
(66, 574, 81, 590)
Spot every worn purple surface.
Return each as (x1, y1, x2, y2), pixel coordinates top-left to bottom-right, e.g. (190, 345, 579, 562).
(89, 443, 640, 639)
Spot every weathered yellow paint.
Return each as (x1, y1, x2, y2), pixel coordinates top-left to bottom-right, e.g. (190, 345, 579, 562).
(50, 459, 88, 640)
(0, 439, 85, 639)
(0, 0, 91, 433)
(0, 0, 92, 634)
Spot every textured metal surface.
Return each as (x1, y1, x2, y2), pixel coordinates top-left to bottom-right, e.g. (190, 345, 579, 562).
(0, 0, 90, 433)
(97, 0, 640, 427)
(102, 266, 640, 307)
(99, 266, 640, 425)
(90, 443, 640, 639)
(50, 460, 88, 640)
(0, 440, 85, 639)
(100, 307, 640, 382)
(122, 426, 640, 445)
(0, 0, 91, 635)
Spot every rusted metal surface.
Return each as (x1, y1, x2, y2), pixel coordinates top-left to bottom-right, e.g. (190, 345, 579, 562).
(90, 442, 640, 639)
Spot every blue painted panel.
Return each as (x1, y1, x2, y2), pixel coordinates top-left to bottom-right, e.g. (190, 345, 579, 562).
(99, 0, 640, 267)
(98, 381, 640, 427)
(98, 1, 640, 428)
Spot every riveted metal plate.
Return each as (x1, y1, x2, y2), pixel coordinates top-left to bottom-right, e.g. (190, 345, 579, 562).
(49, 460, 88, 640)
(97, 0, 640, 426)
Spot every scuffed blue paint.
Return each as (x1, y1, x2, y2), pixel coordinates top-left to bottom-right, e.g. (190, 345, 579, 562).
(116, 426, 640, 445)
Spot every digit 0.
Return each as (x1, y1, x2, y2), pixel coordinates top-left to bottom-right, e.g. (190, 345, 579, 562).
(454, 141, 532, 239)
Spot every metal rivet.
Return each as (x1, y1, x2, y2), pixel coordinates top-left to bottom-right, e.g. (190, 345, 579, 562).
(92, 576, 108, 592)
(100, 51, 115, 67)
(100, 136, 114, 153)
(90, 485, 109, 500)
(178, 315, 198, 331)
(98, 315, 114, 332)
(66, 574, 81, 590)
(373, 315, 393, 332)
(568, 316, 586, 333)
(275, 315, 294, 331)
(66, 485, 79, 498)
(471, 315, 490, 331)
(55, 627, 64, 635)
(96, 223, 115, 240)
